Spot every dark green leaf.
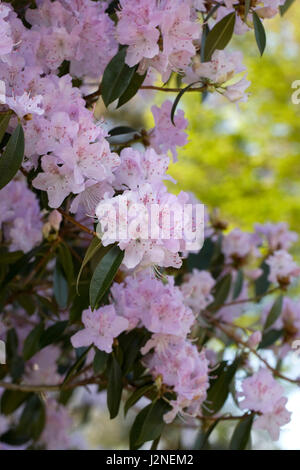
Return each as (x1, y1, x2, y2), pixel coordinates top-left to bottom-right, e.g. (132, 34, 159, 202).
(101, 48, 136, 107)
(187, 238, 214, 272)
(18, 394, 46, 441)
(204, 12, 236, 61)
(58, 243, 74, 285)
(229, 414, 254, 450)
(233, 270, 244, 300)
(63, 345, 93, 386)
(124, 384, 156, 417)
(280, 0, 295, 16)
(0, 250, 23, 265)
(0, 114, 11, 143)
(194, 419, 221, 450)
(54, 261, 68, 309)
(23, 323, 44, 360)
(108, 126, 137, 137)
(209, 273, 232, 311)
(1, 390, 31, 415)
(76, 236, 102, 294)
(264, 295, 283, 330)
(39, 321, 68, 348)
(259, 328, 283, 349)
(89, 245, 124, 310)
(171, 82, 199, 125)
(255, 261, 270, 297)
(117, 71, 146, 108)
(204, 358, 240, 415)
(93, 349, 108, 375)
(107, 355, 123, 419)
(130, 399, 171, 449)
(253, 11, 266, 56)
(244, 0, 251, 21)
(0, 124, 24, 190)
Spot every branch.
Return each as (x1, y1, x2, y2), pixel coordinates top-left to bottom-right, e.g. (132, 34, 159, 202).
(58, 208, 98, 238)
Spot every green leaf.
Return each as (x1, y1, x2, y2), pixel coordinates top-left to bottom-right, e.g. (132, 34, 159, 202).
(58, 243, 74, 285)
(130, 399, 170, 449)
(54, 261, 68, 309)
(264, 295, 283, 330)
(89, 245, 124, 310)
(93, 349, 108, 375)
(118, 71, 146, 108)
(76, 236, 102, 294)
(255, 261, 270, 297)
(0, 250, 23, 264)
(253, 11, 266, 56)
(63, 345, 93, 386)
(204, 12, 236, 62)
(101, 48, 136, 107)
(259, 328, 283, 349)
(233, 270, 244, 300)
(39, 321, 68, 348)
(280, 0, 295, 16)
(1, 390, 31, 415)
(107, 355, 123, 419)
(124, 384, 156, 417)
(229, 414, 254, 450)
(0, 114, 11, 143)
(0, 123, 24, 190)
(187, 238, 214, 272)
(204, 358, 240, 415)
(208, 273, 232, 311)
(23, 323, 44, 360)
(108, 126, 137, 137)
(18, 394, 46, 441)
(171, 82, 199, 125)
(194, 418, 221, 450)
(244, 0, 251, 21)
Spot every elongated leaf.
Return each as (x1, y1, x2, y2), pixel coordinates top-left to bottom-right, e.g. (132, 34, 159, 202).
(255, 261, 270, 297)
(108, 126, 136, 137)
(53, 261, 68, 309)
(0, 124, 24, 190)
(1, 390, 31, 415)
(0, 114, 11, 143)
(259, 328, 283, 349)
(264, 295, 283, 330)
(204, 357, 241, 415)
(204, 12, 236, 61)
(0, 250, 23, 264)
(194, 418, 221, 450)
(101, 48, 136, 107)
(18, 394, 46, 441)
(89, 245, 124, 310)
(39, 321, 68, 348)
(58, 243, 74, 285)
(118, 71, 146, 108)
(229, 414, 254, 450)
(233, 270, 244, 300)
(93, 349, 108, 375)
(280, 0, 295, 16)
(130, 399, 170, 449)
(76, 236, 102, 294)
(23, 323, 44, 360)
(107, 355, 123, 419)
(63, 345, 93, 386)
(124, 384, 156, 417)
(208, 273, 232, 311)
(253, 11, 266, 56)
(171, 82, 199, 125)
(244, 0, 251, 21)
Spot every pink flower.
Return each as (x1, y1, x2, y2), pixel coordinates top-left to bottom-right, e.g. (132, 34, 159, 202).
(266, 250, 300, 284)
(222, 228, 259, 263)
(180, 269, 215, 314)
(239, 369, 284, 414)
(247, 331, 262, 349)
(71, 305, 129, 353)
(255, 222, 298, 252)
(149, 100, 188, 161)
(253, 397, 291, 441)
(6, 92, 44, 117)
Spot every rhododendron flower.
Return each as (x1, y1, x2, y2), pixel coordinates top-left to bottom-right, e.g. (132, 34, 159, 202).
(239, 369, 284, 414)
(180, 269, 215, 314)
(6, 92, 44, 118)
(255, 222, 298, 251)
(266, 250, 300, 284)
(149, 100, 188, 161)
(71, 305, 129, 353)
(253, 397, 291, 441)
(222, 228, 260, 263)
